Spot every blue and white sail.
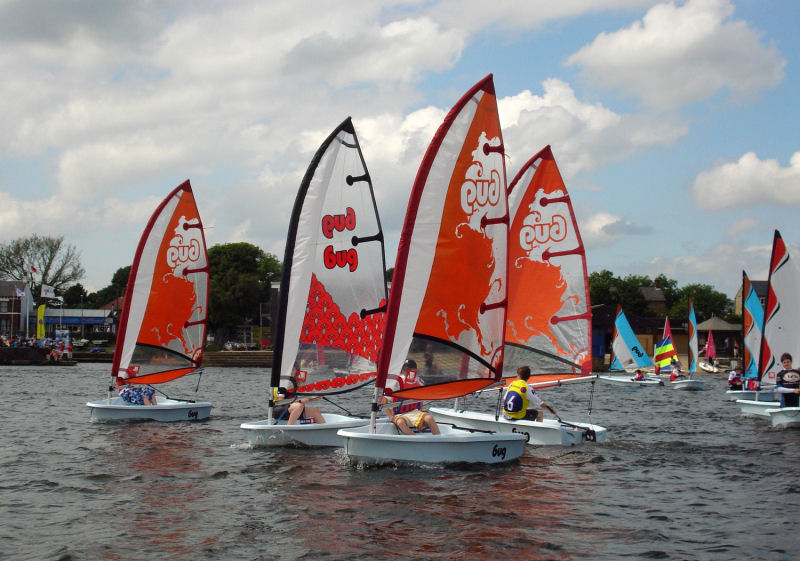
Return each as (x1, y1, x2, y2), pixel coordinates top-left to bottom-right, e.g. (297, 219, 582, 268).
(742, 271, 763, 382)
(610, 305, 654, 371)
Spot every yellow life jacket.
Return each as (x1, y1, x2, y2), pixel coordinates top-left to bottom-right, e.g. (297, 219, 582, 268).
(503, 379, 530, 419)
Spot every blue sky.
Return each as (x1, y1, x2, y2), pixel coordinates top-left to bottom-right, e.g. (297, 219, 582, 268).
(0, 0, 798, 300)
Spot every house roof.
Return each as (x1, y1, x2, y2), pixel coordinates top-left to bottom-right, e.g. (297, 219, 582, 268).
(696, 316, 740, 331)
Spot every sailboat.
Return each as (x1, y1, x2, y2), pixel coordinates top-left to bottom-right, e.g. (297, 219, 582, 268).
(698, 320, 719, 372)
(756, 231, 800, 428)
(86, 180, 212, 421)
(737, 231, 793, 420)
(598, 305, 662, 387)
(240, 118, 387, 447)
(337, 75, 527, 464)
(725, 271, 775, 401)
(429, 145, 607, 446)
(662, 311, 703, 390)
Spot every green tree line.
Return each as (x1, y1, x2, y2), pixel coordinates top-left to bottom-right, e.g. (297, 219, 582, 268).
(1, 236, 737, 335)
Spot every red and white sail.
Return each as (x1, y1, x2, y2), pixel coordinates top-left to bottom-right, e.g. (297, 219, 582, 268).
(112, 180, 209, 386)
(376, 74, 508, 401)
(759, 230, 800, 384)
(272, 117, 387, 396)
(504, 145, 592, 386)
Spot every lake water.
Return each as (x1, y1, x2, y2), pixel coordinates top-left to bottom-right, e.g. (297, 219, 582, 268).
(1, 363, 797, 560)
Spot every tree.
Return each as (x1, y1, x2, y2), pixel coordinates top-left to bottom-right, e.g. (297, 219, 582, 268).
(207, 243, 281, 333)
(671, 283, 732, 322)
(63, 283, 88, 307)
(0, 235, 85, 296)
(85, 266, 130, 308)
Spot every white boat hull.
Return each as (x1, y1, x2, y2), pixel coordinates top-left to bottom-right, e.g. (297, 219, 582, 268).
(699, 361, 720, 373)
(240, 413, 368, 447)
(429, 407, 607, 446)
(337, 423, 526, 465)
(598, 375, 663, 387)
(736, 399, 780, 418)
(724, 389, 777, 402)
(86, 396, 212, 422)
(671, 379, 705, 391)
(766, 407, 800, 428)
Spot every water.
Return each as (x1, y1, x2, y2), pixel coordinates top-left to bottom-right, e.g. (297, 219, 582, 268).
(1, 364, 798, 561)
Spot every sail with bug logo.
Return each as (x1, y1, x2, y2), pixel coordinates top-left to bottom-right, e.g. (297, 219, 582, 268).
(111, 180, 209, 386)
(271, 117, 388, 398)
(503, 145, 593, 389)
(610, 305, 654, 371)
(374, 74, 508, 403)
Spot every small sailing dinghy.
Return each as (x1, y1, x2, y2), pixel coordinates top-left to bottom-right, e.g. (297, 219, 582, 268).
(738, 231, 798, 419)
(87, 181, 212, 422)
(240, 118, 386, 447)
(430, 145, 606, 446)
(760, 231, 800, 428)
(338, 75, 526, 465)
(660, 314, 704, 391)
(725, 271, 776, 401)
(598, 306, 662, 387)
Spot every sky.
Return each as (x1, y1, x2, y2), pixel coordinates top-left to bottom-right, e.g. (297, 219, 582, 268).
(1, 0, 798, 300)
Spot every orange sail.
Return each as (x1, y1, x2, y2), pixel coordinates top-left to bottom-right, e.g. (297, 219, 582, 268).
(376, 74, 508, 401)
(111, 180, 209, 386)
(504, 146, 593, 384)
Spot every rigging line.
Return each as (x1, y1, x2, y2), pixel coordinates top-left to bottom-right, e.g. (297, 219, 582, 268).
(322, 396, 362, 417)
(150, 385, 196, 403)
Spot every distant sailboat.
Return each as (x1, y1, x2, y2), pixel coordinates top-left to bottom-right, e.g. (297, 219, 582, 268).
(86, 181, 212, 422)
(758, 231, 800, 428)
(598, 305, 662, 387)
(725, 272, 775, 401)
(338, 75, 527, 464)
(240, 117, 386, 446)
(661, 313, 704, 390)
(738, 230, 795, 419)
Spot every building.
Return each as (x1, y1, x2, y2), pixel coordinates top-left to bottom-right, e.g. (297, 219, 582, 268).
(0, 281, 30, 336)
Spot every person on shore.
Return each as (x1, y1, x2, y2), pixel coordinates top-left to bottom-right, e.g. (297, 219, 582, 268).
(728, 365, 743, 390)
(273, 385, 325, 425)
(503, 365, 558, 422)
(775, 353, 800, 408)
(382, 359, 440, 434)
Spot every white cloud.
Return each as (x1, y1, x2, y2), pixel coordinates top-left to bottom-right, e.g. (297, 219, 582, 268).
(725, 217, 759, 238)
(566, 0, 785, 109)
(499, 79, 686, 178)
(692, 152, 800, 210)
(581, 210, 653, 248)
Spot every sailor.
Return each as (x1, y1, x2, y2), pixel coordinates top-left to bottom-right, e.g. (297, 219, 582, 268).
(382, 359, 440, 434)
(503, 366, 558, 422)
(775, 353, 800, 408)
(727, 366, 743, 390)
(272, 378, 325, 425)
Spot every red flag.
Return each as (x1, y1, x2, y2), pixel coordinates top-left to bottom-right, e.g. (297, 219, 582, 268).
(705, 326, 716, 358)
